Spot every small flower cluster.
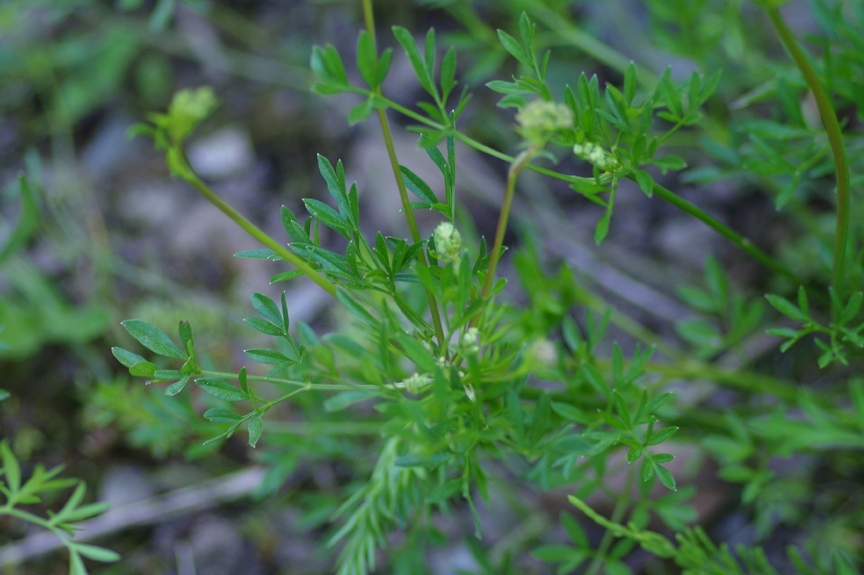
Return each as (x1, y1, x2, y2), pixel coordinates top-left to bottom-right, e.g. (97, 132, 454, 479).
(434, 222, 462, 267)
(516, 100, 574, 145)
(395, 372, 433, 394)
(461, 327, 480, 355)
(573, 141, 620, 171)
(527, 338, 557, 368)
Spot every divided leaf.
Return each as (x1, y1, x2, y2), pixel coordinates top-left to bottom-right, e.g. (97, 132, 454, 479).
(497, 29, 532, 68)
(356, 30, 379, 89)
(310, 44, 349, 90)
(765, 294, 809, 322)
(392, 26, 436, 98)
(251, 293, 282, 326)
(121, 320, 187, 359)
(247, 413, 264, 448)
(196, 378, 249, 402)
(400, 165, 439, 205)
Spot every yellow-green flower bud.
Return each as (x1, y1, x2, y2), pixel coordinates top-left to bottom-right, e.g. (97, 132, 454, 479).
(464, 383, 476, 403)
(526, 338, 558, 370)
(434, 222, 462, 267)
(167, 87, 218, 143)
(461, 327, 480, 355)
(573, 142, 620, 171)
(397, 373, 433, 394)
(516, 100, 573, 145)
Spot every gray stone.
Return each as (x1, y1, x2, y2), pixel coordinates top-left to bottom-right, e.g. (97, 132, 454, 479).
(188, 128, 255, 180)
(98, 465, 156, 508)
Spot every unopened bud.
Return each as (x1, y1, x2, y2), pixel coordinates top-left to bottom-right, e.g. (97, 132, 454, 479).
(434, 222, 462, 267)
(397, 373, 433, 394)
(461, 327, 480, 355)
(464, 383, 476, 402)
(573, 141, 619, 171)
(517, 100, 573, 145)
(527, 338, 558, 369)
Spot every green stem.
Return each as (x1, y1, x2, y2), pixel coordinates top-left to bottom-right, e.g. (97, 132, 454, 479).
(1, 506, 51, 527)
(376, 109, 424, 245)
(362, 0, 447, 350)
(765, 6, 850, 301)
(361, 0, 375, 37)
(585, 464, 635, 575)
(642, 361, 798, 401)
(177, 157, 337, 298)
(1, 507, 70, 543)
(365, 95, 801, 286)
(649, 180, 801, 284)
(201, 370, 377, 391)
(479, 146, 798, 286)
(265, 420, 383, 435)
(481, 147, 537, 300)
(260, 387, 310, 410)
(512, 355, 799, 403)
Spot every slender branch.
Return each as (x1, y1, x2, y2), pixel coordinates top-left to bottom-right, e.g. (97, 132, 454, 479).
(1, 507, 62, 533)
(261, 387, 311, 410)
(363, 94, 802, 286)
(481, 147, 537, 300)
(514, 356, 800, 404)
(1, 468, 267, 568)
(765, 7, 850, 302)
(265, 420, 383, 435)
(649, 181, 802, 284)
(361, 0, 375, 42)
(176, 159, 337, 297)
(201, 370, 378, 391)
(458, 122, 800, 285)
(585, 464, 635, 575)
(375, 110, 424, 245)
(361, 0, 447, 350)
(641, 362, 798, 402)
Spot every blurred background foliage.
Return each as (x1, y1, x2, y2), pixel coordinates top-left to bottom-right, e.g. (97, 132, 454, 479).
(1, 0, 863, 574)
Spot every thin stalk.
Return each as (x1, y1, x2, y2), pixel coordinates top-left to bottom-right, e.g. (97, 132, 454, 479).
(361, 0, 447, 350)
(480, 146, 799, 286)
(0, 507, 73, 549)
(515, 355, 800, 405)
(177, 159, 337, 297)
(765, 7, 850, 302)
(265, 420, 383, 435)
(361, 0, 375, 35)
(376, 111, 424, 245)
(581, 345, 800, 402)
(649, 181, 801, 284)
(364, 95, 802, 285)
(260, 387, 310, 410)
(480, 148, 537, 300)
(1, 506, 52, 527)
(641, 362, 797, 402)
(201, 370, 378, 391)
(585, 464, 635, 575)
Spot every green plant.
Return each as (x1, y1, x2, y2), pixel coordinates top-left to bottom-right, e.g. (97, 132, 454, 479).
(1, 221, 115, 575)
(0, 441, 118, 575)
(0, 170, 111, 362)
(109, 1, 863, 574)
